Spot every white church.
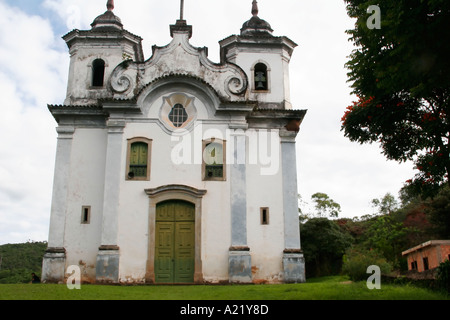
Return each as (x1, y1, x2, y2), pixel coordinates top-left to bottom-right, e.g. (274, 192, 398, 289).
(42, 0, 307, 284)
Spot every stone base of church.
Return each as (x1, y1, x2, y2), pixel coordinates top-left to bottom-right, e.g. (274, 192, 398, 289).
(283, 250, 306, 283)
(228, 247, 252, 283)
(95, 246, 120, 283)
(41, 247, 66, 284)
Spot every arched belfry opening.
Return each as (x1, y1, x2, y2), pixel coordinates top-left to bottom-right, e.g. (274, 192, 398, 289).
(92, 59, 105, 87)
(254, 63, 268, 91)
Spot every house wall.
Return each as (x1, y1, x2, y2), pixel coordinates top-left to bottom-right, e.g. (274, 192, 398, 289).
(439, 245, 450, 264)
(406, 244, 450, 272)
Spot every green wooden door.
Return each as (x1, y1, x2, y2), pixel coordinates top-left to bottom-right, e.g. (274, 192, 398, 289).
(155, 201, 195, 284)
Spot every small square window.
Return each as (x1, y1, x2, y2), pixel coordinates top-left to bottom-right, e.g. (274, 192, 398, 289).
(261, 207, 269, 225)
(81, 206, 91, 224)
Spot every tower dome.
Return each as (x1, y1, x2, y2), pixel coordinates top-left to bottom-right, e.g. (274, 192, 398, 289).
(240, 1, 273, 36)
(91, 0, 123, 30)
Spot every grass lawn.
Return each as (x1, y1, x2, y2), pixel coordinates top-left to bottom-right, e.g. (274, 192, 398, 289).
(0, 276, 448, 300)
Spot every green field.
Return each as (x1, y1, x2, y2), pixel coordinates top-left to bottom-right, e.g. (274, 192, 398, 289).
(0, 276, 447, 300)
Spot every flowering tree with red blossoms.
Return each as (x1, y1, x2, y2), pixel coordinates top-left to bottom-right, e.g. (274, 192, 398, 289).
(342, 0, 450, 197)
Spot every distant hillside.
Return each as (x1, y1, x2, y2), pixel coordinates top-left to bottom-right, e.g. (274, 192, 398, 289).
(0, 241, 47, 284)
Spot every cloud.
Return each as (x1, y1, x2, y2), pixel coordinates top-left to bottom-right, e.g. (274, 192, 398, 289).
(0, 1, 67, 244)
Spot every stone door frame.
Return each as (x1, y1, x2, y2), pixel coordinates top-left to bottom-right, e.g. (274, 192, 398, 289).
(144, 185, 206, 284)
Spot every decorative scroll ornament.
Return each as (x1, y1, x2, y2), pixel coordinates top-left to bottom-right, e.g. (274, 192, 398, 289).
(110, 61, 133, 94)
(111, 74, 132, 94)
(226, 76, 247, 96)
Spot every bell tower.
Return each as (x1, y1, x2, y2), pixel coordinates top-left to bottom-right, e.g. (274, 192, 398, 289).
(62, 0, 144, 105)
(219, 0, 297, 110)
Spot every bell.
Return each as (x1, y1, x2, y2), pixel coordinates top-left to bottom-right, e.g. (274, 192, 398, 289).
(256, 81, 266, 90)
(255, 71, 267, 90)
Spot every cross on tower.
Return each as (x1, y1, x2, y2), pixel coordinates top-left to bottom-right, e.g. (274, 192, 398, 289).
(179, 0, 185, 21)
(170, 0, 192, 38)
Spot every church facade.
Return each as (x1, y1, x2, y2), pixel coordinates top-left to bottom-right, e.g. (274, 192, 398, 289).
(42, 0, 307, 284)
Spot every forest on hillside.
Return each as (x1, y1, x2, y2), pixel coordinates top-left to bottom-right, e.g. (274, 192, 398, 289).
(0, 241, 47, 284)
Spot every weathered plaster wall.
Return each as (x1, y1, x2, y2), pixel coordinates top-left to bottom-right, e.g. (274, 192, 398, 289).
(63, 128, 107, 282)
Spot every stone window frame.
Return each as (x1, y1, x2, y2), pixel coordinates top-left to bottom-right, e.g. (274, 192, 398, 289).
(125, 137, 153, 181)
(159, 93, 197, 133)
(202, 138, 227, 181)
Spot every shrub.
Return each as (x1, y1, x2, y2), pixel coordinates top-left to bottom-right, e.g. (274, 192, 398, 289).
(436, 259, 450, 294)
(342, 247, 392, 281)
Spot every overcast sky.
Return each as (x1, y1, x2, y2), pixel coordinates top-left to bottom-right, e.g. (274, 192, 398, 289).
(0, 0, 416, 245)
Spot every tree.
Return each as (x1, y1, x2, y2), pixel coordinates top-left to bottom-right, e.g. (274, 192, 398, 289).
(425, 185, 450, 238)
(364, 214, 408, 267)
(311, 192, 341, 218)
(371, 193, 399, 215)
(301, 218, 353, 277)
(342, 0, 450, 197)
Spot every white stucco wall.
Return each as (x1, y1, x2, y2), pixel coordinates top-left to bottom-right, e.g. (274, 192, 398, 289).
(59, 110, 289, 284)
(246, 130, 285, 283)
(63, 128, 107, 282)
(65, 46, 130, 105)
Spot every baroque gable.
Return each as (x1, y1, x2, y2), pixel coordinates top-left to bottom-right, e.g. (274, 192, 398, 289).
(110, 30, 248, 103)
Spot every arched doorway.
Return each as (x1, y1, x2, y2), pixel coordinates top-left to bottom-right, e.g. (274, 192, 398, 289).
(145, 185, 207, 284)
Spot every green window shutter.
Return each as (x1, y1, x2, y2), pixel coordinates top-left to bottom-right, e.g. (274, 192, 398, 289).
(129, 142, 148, 178)
(204, 142, 224, 178)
